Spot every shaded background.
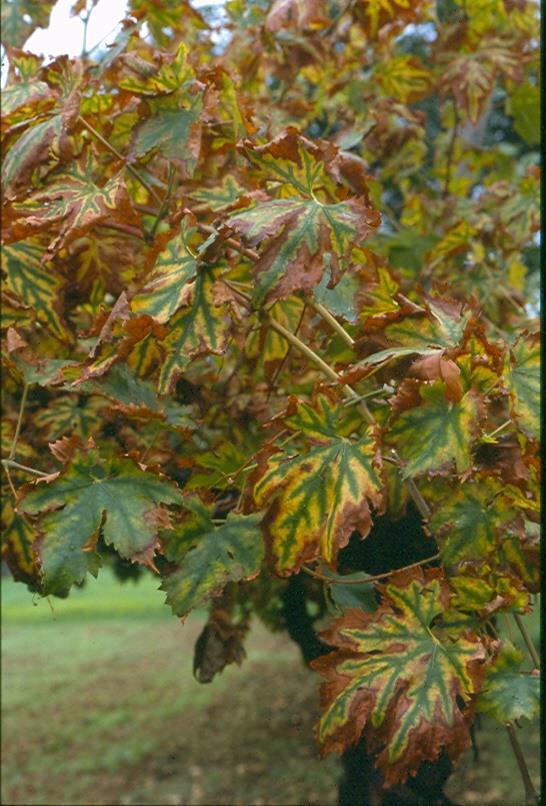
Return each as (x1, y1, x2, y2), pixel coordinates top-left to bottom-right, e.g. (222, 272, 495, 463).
(2, 571, 540, 805)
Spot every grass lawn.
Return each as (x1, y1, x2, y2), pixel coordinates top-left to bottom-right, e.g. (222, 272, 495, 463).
(1, 571, 540, 805)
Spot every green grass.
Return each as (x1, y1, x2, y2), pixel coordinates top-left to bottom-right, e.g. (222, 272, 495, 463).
(1, 573, 540, 805)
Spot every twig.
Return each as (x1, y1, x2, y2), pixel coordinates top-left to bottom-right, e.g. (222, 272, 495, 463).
(505, 722, 539, 804)
(8, 383, 29, 460)
(267, 301, 308, 397)
(513, 613, 540, 669)
(443, 99, 459, 198)
(2, 459, 49, 477)
(78, 116, 163, 206)
(101, 222, 146, 239)
(313, 301, 355, 348)
(301, 553, 440, 585)
(2, 464, 19, 501)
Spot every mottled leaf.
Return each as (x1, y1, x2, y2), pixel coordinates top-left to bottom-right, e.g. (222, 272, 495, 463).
(477, 642, 540, 722)
(158, 268, 230, 392)
(19, 447, 182, 595)
(506, 331, 539, 438)
(254, 397, 383, 573)
(429, 477, 521, 565)
(131, 226, 197, 323)
(161, 498, 263, 618)
(1, 241, 67, 339)
(313, 569, 486, 785)
(388, 381, 480, 477)
(9, 163, 136, 255)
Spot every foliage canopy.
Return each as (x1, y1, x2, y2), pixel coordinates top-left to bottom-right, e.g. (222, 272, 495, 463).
(1, 0, 540, 798)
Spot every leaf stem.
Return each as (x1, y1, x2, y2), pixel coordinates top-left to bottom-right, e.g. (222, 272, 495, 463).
(313, 301, 355, 348)
(78, 116, 163, 206)
(8, 383, 29, 460)
(301, 553, 440, 585)
(505, 722, 539, 804)
(2, 459, 49, 477)
(513, 613, 540, 669)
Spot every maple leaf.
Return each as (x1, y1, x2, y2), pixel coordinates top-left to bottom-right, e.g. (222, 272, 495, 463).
(245, 296, 305, 368)
(429, 477, 523, 565)
(227, 131, 379, 305)
(1, 241, 67, 340)
(477, 642, 540, 722)
(1, 0, 55, 48)
(68, 231, 144, 296)
(76, 364, 195, 432)
(9, 161, 137, 256)
(1, 49, 51, 117)
(387, 380, 481, 478)
(190, 175, 246, 212)
(33, 395, 103, 440)
(312, 569, 486, 785)
(161, 498, 264, 619)
(130, 225, 198, 324)
(1, 501, 37, 587)
(118, 43, 193, 96)
(254, 397, 384, 573)
(158, 267, 231, 393)
(506, 331, 539, 439)
(19, 447, 182, 596)
(357, 0, 423, 36)
(2, 94, 79, 198)
(129, 94, 203, 178)
(377, 56, 431, 104)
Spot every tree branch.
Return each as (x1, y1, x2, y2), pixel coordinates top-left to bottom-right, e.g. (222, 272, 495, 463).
(301, 553, 440, 585)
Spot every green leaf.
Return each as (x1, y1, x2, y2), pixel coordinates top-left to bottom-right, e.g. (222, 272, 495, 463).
(191, 175, 246, 212)
(1, 0, 55, 48)
(505, 81, 540, 146)
(34, 395, 103, 440)
(313, 570, 485, 785)
(19, 447, 182, 596)
(131, 226, 197, 323)
(3, 115, 63, 196)
(228, 196, 377, 305)
(161, 499, 263, 619)
(506, 331, 539, 438)
(1, 241, 67, 339)
(477, 642, 540, 722)
(185, 442, 249, 490)
(429, 478, 521, 565)
(314, 271, 359, 323)
(158, 268, 230, 393)
(130, 97, 202, 176)
(78, 364, 195, 431)
(388, 381, 480, 478)
(254, 397, 383, 573)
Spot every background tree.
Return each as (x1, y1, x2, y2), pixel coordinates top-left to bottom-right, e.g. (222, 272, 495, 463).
(1, 0, 540, 803)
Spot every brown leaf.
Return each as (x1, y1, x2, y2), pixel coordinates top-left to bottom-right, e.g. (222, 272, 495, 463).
(193, 607, 249, 683)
